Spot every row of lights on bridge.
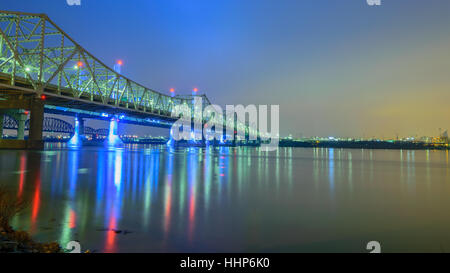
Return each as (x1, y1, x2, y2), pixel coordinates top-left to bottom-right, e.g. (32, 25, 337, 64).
(22, 60, 199, 121)
(170, 87, 199, 97)
(112, 60, 200, 97)
(76, 60, 123, 68)
(72, 60, 201, 97)
(25, 60, 201, 130)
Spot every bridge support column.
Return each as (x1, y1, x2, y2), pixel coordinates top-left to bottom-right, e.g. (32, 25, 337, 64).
(17, 113, 27, 140)
(105, 117, 123, 147)
(69, 117, 86, 147)
(27, 98, 44, 150)
(79, 118, 85, 137)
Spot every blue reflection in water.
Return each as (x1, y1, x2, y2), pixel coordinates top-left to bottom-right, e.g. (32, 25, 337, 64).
(68, 150, 78, 199)
(313, 148, 319, 189)
(187, 148, 197, 242)
(114, 150, 123, 189)
(68, 118, 82, 147)
(60, 149, 79, 246)
(163, 147, 174, 239)
(204, 147, 213, 213)
(151, 149, 160, 199)
(104, 149, 124, 253)
(95, 151, 105, 218)
(142, 150, 152, 228)
(328, 148, 335, 190)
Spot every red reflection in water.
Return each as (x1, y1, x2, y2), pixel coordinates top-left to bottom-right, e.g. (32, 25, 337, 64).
(31, 172, 41, 232)
(164, 176, 172, 237)
(105, 215, 117, 253)
(69, 209, 76, 229)
(164, 194, 172, 232)
(188, 191, 195, 241)
(17, 153, 26, 198)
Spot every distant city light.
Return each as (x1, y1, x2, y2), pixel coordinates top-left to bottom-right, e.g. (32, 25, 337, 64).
(193, 88, 198, 93)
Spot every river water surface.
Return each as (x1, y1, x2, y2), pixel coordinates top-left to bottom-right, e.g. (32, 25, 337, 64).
(0, 145, 449, 253)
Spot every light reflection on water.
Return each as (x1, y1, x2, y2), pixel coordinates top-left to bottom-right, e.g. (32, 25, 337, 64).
(1, 146, 450, 252)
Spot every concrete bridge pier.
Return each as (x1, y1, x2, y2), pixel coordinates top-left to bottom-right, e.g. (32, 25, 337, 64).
(69, 116, 86, 147)
(105, 117, 123, 147)
(17, 112, 27, 140)
(79, 118, 85, 138)
(0, 97, 43, 149)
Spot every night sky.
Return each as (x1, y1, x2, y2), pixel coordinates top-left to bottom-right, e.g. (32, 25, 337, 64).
(2, 0, 449, 138)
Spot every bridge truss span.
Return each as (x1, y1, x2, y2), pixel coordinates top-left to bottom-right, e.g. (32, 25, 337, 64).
(0, 10, 212, 121)
(0, 10, 258, 146)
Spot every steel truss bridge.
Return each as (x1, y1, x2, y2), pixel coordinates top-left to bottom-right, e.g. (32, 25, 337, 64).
(0, 10, 256, 147)
(2, 114, 108, 136)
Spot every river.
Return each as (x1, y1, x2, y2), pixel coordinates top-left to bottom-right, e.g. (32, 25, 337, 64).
(0, 145, 449, 253)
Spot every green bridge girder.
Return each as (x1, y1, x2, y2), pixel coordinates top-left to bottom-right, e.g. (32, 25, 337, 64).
(0, 10, 257, 138)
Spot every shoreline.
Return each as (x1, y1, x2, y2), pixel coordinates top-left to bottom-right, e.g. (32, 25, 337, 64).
(278, 140, 449, 151)
(1, 139, 448, 151)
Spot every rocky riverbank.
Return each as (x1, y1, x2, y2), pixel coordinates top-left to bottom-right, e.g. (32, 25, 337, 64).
(0, 227, 61, 253)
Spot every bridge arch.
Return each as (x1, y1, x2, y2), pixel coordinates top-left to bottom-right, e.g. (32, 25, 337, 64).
(95, 129, 109, 137)
(2, 114, 19, 129)
(84, 126, 95, 135)
(2, 115, 113, 140)
(2, 116, 74, 135)
(84, 127, 109, 137)
(24, 117, 75, 134)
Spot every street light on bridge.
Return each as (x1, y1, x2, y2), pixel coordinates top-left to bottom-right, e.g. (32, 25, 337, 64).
(114, 60, 123, 74)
